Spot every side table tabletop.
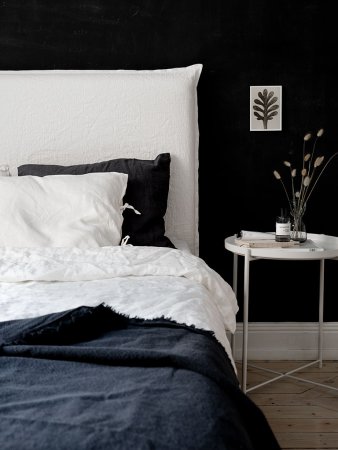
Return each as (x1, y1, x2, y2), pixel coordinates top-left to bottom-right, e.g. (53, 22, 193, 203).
(224, 233, 338, 393)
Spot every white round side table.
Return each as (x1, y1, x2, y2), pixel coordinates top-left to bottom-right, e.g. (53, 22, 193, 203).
(224, 233, 338, 393)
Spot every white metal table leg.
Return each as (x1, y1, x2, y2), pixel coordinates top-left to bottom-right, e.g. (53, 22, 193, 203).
(242, 251, 250, 393)
(233, 253, 238, 296)
(319, 259, 325, 368)
(231, 253, 238, 355)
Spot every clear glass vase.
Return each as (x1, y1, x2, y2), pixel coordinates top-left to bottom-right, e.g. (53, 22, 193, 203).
(290, 213, 307, 243)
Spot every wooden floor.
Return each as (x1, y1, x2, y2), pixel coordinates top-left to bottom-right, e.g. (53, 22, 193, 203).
(237, 361, 338, 450)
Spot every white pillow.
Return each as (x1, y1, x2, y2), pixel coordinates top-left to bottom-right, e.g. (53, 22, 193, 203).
(0, 172, 128, 248)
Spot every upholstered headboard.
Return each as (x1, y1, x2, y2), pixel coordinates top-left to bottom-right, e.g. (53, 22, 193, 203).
(0, 65, 201, 254)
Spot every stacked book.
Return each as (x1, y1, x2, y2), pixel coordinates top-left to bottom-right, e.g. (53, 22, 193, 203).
(235, 231, 300, 248)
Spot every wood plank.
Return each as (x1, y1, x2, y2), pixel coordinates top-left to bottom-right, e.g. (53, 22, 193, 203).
(268, 418, 338, 432)
(248, 379, 312, 394)
(310, 397, 338, 413)
(275, 432, 338, 449)
(298, 362, 338, 373)
(249, 393, 319, 406)
(247, 373, 338, 403)
(259, 405, 338, 419)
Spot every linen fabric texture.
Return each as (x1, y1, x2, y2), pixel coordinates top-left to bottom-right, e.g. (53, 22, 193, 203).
(0, 172, 128, 248)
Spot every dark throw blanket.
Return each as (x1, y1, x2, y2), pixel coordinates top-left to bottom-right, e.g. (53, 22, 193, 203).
(0, 305, 280, 450)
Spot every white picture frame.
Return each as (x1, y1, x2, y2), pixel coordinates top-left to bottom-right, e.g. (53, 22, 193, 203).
(250, 86, 282, 131)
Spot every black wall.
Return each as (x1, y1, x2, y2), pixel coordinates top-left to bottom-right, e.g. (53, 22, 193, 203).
(1, 0, 337, 321)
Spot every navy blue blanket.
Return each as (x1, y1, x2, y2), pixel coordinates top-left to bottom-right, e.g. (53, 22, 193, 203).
(0, 305, 280, 450)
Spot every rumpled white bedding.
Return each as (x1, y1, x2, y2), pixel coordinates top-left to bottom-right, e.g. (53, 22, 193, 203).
(0, 246, 238, 369)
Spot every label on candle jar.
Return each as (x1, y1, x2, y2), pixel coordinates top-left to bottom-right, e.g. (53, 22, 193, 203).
(276, 221, 291, 242)
(276, 209, 291, 242)
(276, 223, 290, 235)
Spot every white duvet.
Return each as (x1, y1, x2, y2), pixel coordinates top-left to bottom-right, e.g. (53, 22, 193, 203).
(0, 246, 238, 369)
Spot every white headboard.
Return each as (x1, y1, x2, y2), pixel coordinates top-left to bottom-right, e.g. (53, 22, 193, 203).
(0, 65, 202, 254)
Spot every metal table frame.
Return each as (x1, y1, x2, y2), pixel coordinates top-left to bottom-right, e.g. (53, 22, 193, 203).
(225, 233, 338, 394)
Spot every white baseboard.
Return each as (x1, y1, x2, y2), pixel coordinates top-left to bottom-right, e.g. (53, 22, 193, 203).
(230, 322, 338, 360)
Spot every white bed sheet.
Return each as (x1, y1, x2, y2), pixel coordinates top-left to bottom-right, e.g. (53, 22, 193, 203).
(0, 246, 238, 369)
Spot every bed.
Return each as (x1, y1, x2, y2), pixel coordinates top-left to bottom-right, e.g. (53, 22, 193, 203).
(0, 66, 280, 449)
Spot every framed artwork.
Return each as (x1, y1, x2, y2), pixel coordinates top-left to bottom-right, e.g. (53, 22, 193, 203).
(250, 86, 282, 131)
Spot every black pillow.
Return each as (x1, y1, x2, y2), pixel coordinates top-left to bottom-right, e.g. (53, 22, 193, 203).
(18, 154, 174, 248)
